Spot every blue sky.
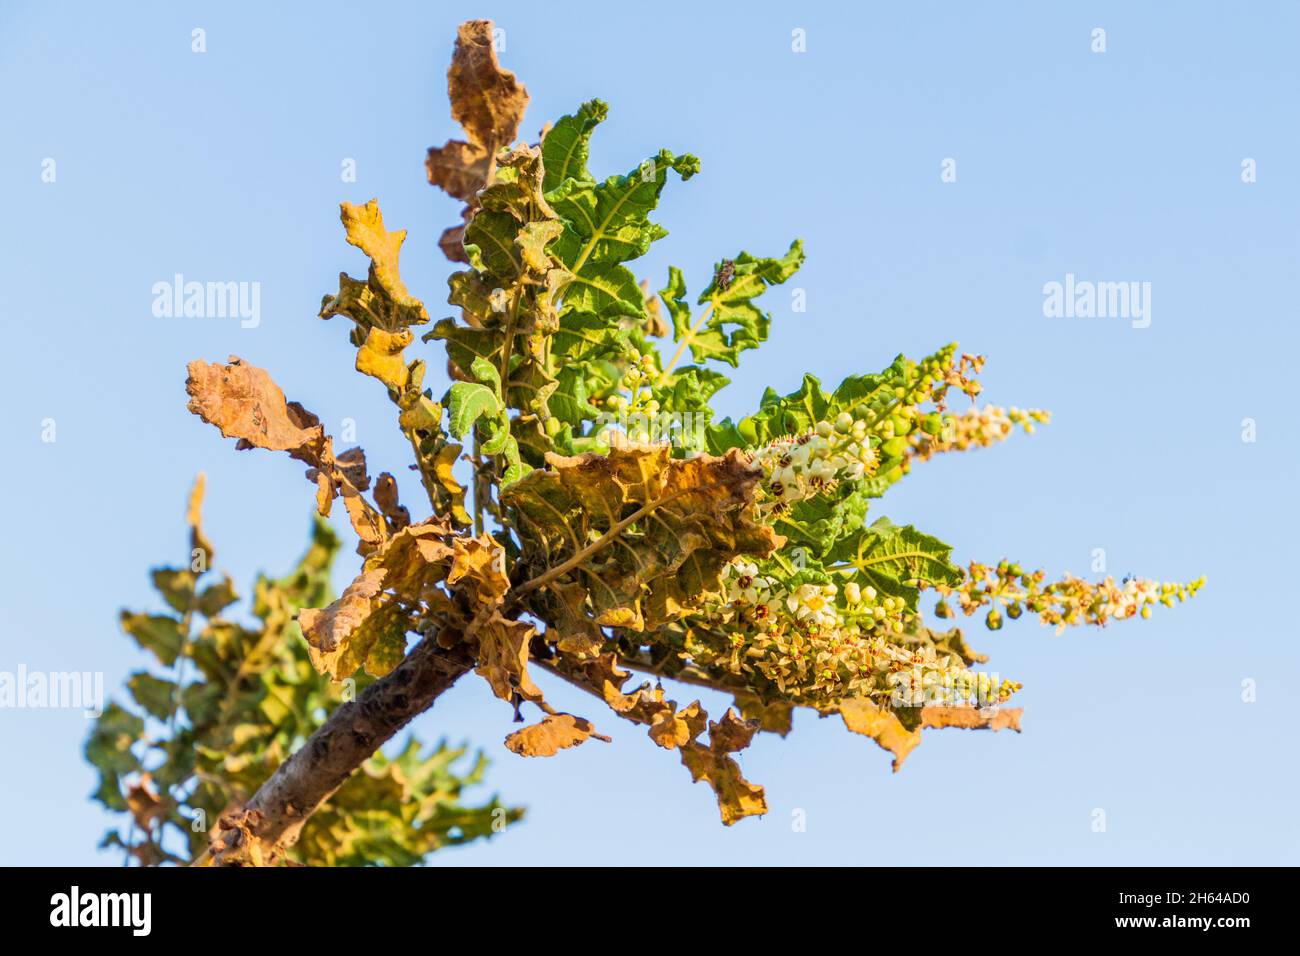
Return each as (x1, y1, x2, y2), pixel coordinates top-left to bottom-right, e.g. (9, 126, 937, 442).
(2, 0, 1296, 865)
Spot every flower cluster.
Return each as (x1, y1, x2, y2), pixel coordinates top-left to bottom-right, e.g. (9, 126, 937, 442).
(749, 415, 879, 517)
(887, 646, 1023, 708)
(683, 558, 1021, 707)
(907, 405, 1051, 463)
(932, 559, 1206, 633)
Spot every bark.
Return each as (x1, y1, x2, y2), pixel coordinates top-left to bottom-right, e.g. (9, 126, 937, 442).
(208, 634, 474, 865)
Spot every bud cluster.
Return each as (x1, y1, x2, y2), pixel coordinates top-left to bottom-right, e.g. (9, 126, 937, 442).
(932, 560, 1207, 633)
(907, 405, 1051, 463)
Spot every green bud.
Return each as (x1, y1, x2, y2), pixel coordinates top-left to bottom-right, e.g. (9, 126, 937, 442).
(882, 437, 909, 458)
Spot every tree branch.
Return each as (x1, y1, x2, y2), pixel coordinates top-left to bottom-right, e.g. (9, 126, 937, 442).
(205, 632, 474, 866)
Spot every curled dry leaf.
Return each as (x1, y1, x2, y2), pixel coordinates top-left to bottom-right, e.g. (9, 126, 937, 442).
(372, 472, 410, 531)
(297, 569, 404, 681)
(185, 357, 390, 552)
(124, 774, 167, 831)
(297, 521, 454, 681)
(426, 19, 529, 262)
(839, 699, 1022, 772)
(838, 699, 922, 772)
(505, 444, 777, 648)
(544, 652, 765, 825)
(679, 710, 766, 826)
(921, 705, 1023, 732)
(474, 613, 542, 705)
(297, 519, 523, 690)
(504, 713, 609, 758)
(648, 700, 707, 750)
(185, 357, 327, 460)
(707, 708, 760, 754)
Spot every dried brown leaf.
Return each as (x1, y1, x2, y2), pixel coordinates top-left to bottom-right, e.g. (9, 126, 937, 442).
(185, 357, 326, 462)
(426, 19, 529, 262)
(186, 357, 389, 553)
(475, 612, 542, 704)
(679, 744, 766, 826)
(505, 445, 777, 634)
(920, 706, 1023, 732)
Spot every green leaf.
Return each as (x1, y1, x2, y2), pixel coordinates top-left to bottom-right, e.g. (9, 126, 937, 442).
(774, 482, 872, 557)
(196, 576, 239, 618)
(469, 357, 503, 396)
(127, 671, 177, 721)
(150, 567, 196, 614)
(541, 98, 607, 192)
(447, 382, 500, 438)
(549, 364, 600, 427)
(541, 102, 697, 326)
(84, 702, 144, 810)
(548, 147, 699, 275)
(120, 612, 184, 667)
(827, 519, 963, 611)
(665, 240, 804, 368)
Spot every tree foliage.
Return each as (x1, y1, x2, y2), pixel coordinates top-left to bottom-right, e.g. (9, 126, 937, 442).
(88, 20, 1203, 864)
(87, 478, 519, 866)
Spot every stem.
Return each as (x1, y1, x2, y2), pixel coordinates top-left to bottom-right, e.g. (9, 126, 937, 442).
(658, 302, 715, 382)
(403, 426, 442, 511)
(472, 434, 484, 537)
(203, 634, 474, 866)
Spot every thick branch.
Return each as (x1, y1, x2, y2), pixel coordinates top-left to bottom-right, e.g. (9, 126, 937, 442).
(207, 633, 474, 865)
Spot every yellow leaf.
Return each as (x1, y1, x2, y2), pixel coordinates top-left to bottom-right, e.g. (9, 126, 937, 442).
(448, 535, 509, 607)
(504, 713, 609, 757)
(339, 200, 426, 318)
(921, 705, 1022, 732)
(433, 443, 472, 527)
(186, 472, 215, 561)
(648, 700, 707, 751)
(355, 327, 413, 391)
(474, 613, 542, 704)
(839, 699, 922, 772)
